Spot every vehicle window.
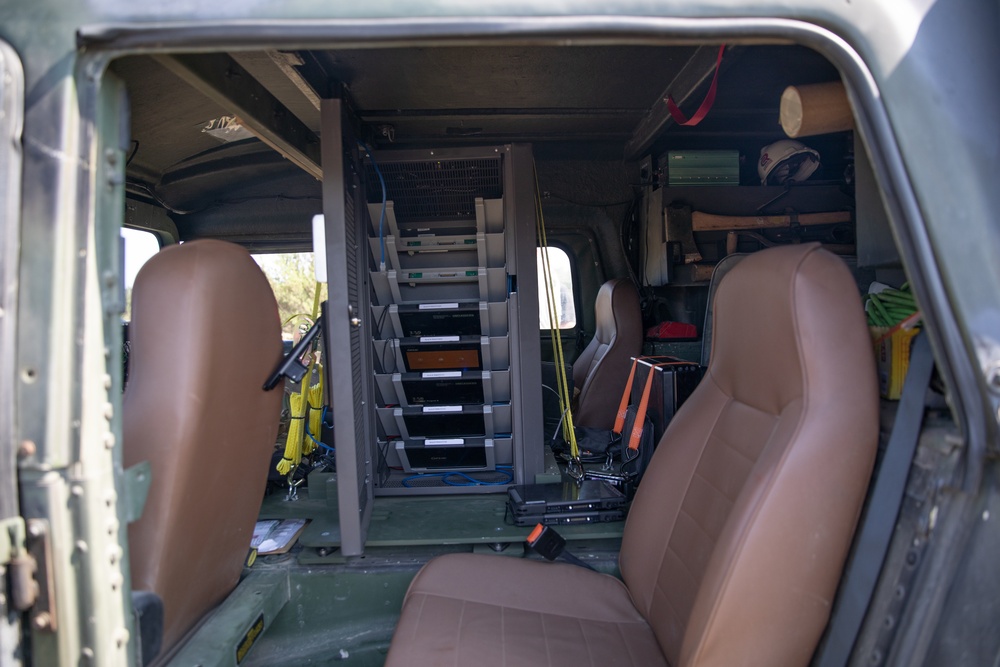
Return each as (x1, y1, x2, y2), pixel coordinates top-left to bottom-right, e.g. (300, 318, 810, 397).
(537, 246, 577, 330)
(253, 252, 327, 340)
(121, 227, 160, 321)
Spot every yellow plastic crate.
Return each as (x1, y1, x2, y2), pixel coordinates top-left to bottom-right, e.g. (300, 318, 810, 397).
(870, 326, 920, 399)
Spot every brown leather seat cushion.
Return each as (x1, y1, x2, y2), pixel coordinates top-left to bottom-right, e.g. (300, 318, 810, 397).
(386, 244, 878, 667)
(124, 239, 283, 653)
(573, 278, 643, 429)
(386, 553, 667, 667)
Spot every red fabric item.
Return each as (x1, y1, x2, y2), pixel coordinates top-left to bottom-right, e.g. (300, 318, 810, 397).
(646, 321, 698, 340)
(665, 44, 726, 127)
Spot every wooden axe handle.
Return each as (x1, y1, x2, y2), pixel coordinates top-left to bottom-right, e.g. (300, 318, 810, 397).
(692, 210, 851, 231)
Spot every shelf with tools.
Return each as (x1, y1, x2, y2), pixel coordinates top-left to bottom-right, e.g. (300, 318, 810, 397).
(360, 145, 542, 496)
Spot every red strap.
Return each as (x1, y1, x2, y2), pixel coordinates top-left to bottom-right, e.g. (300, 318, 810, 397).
(665, 45, 726, 127)
(613, 359, 640, 435)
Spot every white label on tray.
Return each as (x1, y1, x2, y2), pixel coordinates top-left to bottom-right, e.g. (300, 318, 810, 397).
(422, 405, 462, 413)
(424, 438, 465, 447)
(422, 371, 462, 378)
(419, 335, 460, 343)
(418, 303, 460, 310)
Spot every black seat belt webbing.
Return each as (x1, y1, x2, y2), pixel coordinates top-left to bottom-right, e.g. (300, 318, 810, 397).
(815, 333, 934, 667)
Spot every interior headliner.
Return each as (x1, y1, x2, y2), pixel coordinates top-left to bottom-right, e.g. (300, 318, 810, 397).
(114, 43, 841, 243)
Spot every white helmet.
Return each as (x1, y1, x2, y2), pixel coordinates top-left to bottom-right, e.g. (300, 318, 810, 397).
(758, 139, 820, 185)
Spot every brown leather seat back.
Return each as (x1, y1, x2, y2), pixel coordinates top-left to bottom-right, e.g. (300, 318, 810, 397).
(123, 239, 282, 653)
(620, 244, 878, 667)
(572, 278, 643, 428)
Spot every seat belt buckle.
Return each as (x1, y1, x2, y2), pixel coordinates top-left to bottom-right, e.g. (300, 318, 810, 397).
(526, 524, 566, 561)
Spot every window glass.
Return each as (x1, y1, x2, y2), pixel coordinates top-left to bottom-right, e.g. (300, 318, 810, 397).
(537, 246, 577, 330)
(121, 227, 160, 321)
(253, 252, 327, 341)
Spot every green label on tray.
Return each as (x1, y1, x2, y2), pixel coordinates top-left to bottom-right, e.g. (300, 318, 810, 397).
(465, 270, 477, 276)
(409, 273, 422, 279)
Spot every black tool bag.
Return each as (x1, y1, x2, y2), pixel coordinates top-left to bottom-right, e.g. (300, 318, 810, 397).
(618, 405, 655, 484)
(553, 425, 619, 463)
(577, 405, 655, 499)
(553, 357, 686, 484)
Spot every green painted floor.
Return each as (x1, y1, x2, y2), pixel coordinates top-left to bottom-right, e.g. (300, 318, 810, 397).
(259, 486, 625, 549)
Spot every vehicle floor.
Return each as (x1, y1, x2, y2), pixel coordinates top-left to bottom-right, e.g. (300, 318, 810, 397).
(242, 482, 626, 666)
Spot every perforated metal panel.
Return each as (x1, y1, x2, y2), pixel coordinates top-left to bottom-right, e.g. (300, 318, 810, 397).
(323, 99, 375, 556)
(364, 156, 503, 221)
(345, 185, 371, 522)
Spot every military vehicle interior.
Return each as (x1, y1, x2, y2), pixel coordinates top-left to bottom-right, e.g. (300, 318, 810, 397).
(107, 39, 951, 666)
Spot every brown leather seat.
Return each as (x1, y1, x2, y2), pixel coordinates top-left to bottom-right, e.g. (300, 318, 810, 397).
(123, 239, 282, 656)
(385, 243, 878, 667)
(572, 278, 643, 429)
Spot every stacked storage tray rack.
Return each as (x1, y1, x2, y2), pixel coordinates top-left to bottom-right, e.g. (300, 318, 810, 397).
(369, 194, 516, 492)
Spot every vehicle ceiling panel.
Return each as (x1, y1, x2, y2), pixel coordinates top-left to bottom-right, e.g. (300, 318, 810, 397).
(311, 45, 696, 110)
(112, 56, 232, 181)
(115, 43, 841, 241)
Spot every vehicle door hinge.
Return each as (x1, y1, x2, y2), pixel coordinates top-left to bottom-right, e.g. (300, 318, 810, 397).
(0, 516, 25, 566)
(0, 516, 39, 613)
(23, 519, 55, 631)
(123, 460, 152, 524)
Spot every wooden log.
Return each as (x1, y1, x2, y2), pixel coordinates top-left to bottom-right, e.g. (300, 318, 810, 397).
(692, 210, 852, 231)
(780, 82, 853, 138)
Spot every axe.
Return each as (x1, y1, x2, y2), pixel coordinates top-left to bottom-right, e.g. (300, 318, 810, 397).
(665, 203, 702, 264)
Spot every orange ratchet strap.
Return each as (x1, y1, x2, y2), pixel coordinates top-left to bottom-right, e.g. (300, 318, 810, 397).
(625, 358, 693, 452)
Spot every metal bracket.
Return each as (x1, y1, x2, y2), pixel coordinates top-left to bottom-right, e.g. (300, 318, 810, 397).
(787, 210, 802, 232)
(0, 516, 39, 613)
(25, 519, 55, 631)
(123, 460, 152, 524)
(0, 516, 25, 565)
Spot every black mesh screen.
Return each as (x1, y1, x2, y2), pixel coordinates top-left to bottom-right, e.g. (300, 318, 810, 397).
(365, 156, 503, 221)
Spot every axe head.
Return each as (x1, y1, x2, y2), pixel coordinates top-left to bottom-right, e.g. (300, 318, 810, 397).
(665, 203, 703, 264)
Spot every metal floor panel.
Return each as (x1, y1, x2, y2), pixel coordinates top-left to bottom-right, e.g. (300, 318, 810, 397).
(259, 489, 625, 549)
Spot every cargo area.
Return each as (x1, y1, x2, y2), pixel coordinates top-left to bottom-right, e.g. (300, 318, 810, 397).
(106, 36, 944, 667)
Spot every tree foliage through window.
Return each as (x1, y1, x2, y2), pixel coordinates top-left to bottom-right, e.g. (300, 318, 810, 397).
(254, 253, 327, 339)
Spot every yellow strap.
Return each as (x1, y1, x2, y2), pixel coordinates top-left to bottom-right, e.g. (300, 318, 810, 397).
(281, 313, 315, 328)
(305, 365, 324, 455)
(534, 165, 579, 460)
(276, 281, 324, 477)
(277, 391, 306, 475)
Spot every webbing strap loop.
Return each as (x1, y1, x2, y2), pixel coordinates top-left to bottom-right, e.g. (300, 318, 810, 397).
(628, 371, 657, 451)
(624, 358, 693, 450)
(276, 281, 324, 477)
(534, 163, 579, 462)
(665, 44, 726, 127)
(613, 359, 640, 435)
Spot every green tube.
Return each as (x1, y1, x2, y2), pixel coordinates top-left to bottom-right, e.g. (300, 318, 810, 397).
(870, 295, 893, 325)
(878, 292, 917, 307)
